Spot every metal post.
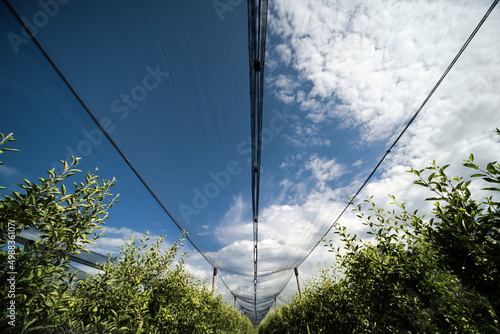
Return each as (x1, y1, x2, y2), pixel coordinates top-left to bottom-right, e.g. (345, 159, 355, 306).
(212, 268, 217, 296)
(294, 267, 302, 299)
(274, 297, 277, 311)
(294, 268, 310, 334)
(234, 295, 237, 309)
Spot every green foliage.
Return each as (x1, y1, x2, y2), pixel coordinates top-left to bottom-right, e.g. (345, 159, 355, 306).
(260, 133, 500, 333)
(411, 154, 500, 314)
(1, 133, 117, 332)
(0, 132, 253, 333)
(66, 233, 253, 333)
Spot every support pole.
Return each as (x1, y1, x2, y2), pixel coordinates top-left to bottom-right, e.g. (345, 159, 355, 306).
(234, 295, 237, 309)
(212, 268, 217, 296)
(274, 297, 277, 311)
(294, 268, 310, 334)
(294, 267, 302, 299)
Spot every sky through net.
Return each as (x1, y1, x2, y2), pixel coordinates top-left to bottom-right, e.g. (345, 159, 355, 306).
(1, 0, 500, 325)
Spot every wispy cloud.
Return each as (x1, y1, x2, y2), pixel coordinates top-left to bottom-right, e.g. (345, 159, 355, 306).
(267, 74, 299, 104)
(0, 165, 21, 177)
(305, 155, 345, 184)
(0, 165, 26, 190)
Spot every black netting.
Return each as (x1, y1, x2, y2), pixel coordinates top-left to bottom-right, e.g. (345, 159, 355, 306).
(1, 0, 499, 325)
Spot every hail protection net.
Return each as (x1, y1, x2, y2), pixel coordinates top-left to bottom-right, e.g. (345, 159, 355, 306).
(2, 0, 500, 325)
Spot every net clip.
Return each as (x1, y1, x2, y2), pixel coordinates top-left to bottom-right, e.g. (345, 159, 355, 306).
(253, 59, 261, 72)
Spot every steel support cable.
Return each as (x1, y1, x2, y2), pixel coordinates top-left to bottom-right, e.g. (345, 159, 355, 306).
(247, 0, 258, 322)
(298, 0, 500, 269)
(255, 0, 268, 220)
(3, 0, 218, 273)
(247, 0, 268, 324)
(255, 1, 268, 322)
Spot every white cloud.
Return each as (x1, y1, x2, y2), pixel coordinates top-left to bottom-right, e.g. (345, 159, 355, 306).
(274, 43, 292, 66)
(305, 155, 345, 183)
(281, 123, 332, 148)
(213, 194, 252, 245)
(268, 74, 299, 104)
(184, 251, 214, 283)
(268, 0, 494, 142)
(352, 159, 363, 167)
(88, 226, 172, 257)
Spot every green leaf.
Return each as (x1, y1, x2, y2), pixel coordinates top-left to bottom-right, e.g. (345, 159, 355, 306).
(484, 177, 500, 184)
(464, 162, 479, 169)
(425, 197, 445, 201)
(487, 162, 496, 174)
(482, 187, 500, 192)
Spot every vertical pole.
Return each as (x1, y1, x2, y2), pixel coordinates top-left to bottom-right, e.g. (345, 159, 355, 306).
(274, 297, 277, 311)
(212, 268, 217, 296)
(294, 267, 302, 299)
(234, 295, 237, 309)
(294, 268, 311, 334)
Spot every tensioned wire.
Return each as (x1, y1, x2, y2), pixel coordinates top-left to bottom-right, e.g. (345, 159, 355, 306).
(247, 0, 258, 322)
(296, 0, 500, 271)
(248, 0, 269, 324)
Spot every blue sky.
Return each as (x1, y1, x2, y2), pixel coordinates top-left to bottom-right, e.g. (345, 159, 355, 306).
(1, 0, 500, 323)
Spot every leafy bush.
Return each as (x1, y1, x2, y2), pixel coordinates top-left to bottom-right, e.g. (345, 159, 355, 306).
(259, 131, 500, 333)
(67, 233, 253, 333)
(0, 132, 117, 332)
(0, 132, 254, 334)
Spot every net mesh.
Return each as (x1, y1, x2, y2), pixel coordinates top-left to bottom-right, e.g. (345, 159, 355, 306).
(1, 0, 498, 325)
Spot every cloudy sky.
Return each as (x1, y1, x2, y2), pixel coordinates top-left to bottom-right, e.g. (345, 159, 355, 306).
(1, 0, 499, 324)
